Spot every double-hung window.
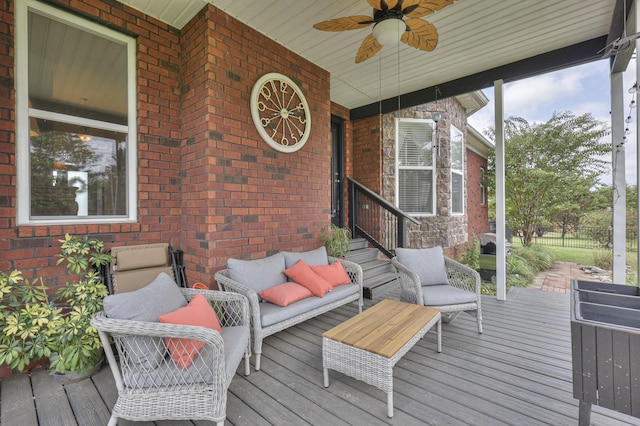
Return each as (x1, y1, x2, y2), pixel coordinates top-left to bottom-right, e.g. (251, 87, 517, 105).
(450, 125, 464, 215)
(396, 118, 436, 216)
(16, 0, 137, 224)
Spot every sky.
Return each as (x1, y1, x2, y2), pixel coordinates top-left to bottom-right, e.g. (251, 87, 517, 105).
(467, 57, 638, 186)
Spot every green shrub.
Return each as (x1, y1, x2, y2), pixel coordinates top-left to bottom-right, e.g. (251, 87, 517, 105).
(471, 244, 556, 296)
(506, 252, 535, 284)
(459, 238, 480, 270)
(513, 245, 555, 272)
(592, 249, 612, 270)
(481, 282, 496, 295)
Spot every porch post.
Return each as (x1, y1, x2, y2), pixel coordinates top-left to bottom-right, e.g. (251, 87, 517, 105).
(494, 79, 507, 301)
(611, 71, 626, 284)
(637, 14, 640, 287)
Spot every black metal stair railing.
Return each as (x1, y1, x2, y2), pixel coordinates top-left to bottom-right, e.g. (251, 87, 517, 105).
(348, 177, 420, 259)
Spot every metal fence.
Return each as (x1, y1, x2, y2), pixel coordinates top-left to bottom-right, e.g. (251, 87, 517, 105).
(529, 226, 638, 252)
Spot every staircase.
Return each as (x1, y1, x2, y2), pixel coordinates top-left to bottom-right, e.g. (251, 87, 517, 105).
(345, 238, 399, 300)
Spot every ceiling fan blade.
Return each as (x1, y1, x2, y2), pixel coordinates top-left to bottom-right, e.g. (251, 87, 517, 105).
(313, 16, 374, 31)
(401, 19, 439, 51)
(368, 0, 399, 11)
(355, 34, 383, 63)
(402, 0, 454, 19)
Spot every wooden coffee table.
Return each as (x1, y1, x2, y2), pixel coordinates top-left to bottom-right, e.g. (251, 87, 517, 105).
(322, 299, 441, 418)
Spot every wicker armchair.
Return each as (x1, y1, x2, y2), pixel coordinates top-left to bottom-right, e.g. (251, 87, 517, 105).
(392, 247, 483, 333)
(91, 288, 251, 426)
(215, 256, 363, 371)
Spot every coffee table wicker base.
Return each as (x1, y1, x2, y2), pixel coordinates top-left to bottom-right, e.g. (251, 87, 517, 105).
(323, 312, 441, 418)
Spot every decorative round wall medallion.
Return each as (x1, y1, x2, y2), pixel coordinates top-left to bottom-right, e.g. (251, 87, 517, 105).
(250, 73, 311, 153)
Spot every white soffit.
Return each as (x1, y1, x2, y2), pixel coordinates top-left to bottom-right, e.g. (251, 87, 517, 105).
(116, 0, 616, 110)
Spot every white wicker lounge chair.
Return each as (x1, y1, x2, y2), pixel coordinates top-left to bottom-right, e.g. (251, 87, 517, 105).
(392, 246, 483, 333)
(91, 285, 251, 426)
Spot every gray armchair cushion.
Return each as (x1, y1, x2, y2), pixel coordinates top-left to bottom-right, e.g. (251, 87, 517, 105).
(283, 246, 329, 268)
(421, 284, 477, 306)
(227, 253, 287, 293)
(123, 325, 250, 388)
(396, 247, 449, 286)
(103, 272, 188, 368)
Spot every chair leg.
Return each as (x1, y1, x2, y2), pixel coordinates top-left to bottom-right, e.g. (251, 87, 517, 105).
(244, 351, 250, 376)
(255, 353, 261, 371)
(476, 310, 483, 334)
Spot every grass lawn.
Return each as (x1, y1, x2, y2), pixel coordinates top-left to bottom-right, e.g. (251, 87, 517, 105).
(512, 239, 638, 284)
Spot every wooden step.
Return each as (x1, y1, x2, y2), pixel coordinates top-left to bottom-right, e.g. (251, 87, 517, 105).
(349, 238, 369, 251)
(345, 239, 399, 300)
(363, 271, 399, 300)
(345, 247, 380, 264)
(359, 258, 394, 278)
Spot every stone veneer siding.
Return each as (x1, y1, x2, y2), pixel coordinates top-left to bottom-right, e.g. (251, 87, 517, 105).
(379, 98, 468, 250)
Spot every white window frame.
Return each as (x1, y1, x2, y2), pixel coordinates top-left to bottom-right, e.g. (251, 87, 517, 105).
(15, 0, 137, 225)
(395, 118, 436, 216)
(450, 125, 464, 215)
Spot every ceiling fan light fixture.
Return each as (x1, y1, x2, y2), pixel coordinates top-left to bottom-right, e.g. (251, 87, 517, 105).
(372, 18, 405, 46)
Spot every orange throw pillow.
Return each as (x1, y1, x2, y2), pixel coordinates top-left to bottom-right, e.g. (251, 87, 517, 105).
(258, 282, 313, 306)
(310, 262, 352, 288)
(159, 292, 222, 369)
(284, 259, 333, 297)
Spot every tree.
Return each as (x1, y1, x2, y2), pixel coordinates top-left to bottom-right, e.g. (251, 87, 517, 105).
(30, 131, 98, 216)
(487, 112, 610, 246)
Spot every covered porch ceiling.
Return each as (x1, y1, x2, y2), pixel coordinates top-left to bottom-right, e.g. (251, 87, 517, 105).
(117, 0, 627, 119)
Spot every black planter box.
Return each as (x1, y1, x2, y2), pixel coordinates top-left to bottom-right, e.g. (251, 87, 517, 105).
(570, 279, 640, 425)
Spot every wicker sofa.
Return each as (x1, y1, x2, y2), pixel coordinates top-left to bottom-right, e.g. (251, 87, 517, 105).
(215, 246, 363, 371)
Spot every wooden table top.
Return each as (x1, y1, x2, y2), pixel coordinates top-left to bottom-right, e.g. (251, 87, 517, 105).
(323, 299, 440, 358)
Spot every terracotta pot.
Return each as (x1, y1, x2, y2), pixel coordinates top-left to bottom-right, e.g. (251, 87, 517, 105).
(0, 364, 12, 379)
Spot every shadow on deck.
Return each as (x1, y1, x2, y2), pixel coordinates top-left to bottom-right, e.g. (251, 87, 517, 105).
(2, 287, 640, 425)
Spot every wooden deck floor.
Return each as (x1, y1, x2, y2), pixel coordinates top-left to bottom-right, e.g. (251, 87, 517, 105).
(2, 287, 640, 426)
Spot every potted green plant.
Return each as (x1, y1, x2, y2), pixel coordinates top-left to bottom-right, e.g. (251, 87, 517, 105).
(0, 270, 62, 372)
(0, 234, 113, 379)
(320, 224, 352, 258)
(49, 234, 112, 378)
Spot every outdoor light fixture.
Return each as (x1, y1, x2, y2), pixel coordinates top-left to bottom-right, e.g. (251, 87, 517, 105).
(372, 19, 406, 46)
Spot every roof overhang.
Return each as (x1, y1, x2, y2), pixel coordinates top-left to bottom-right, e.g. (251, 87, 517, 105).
(116, 0, 627, 118)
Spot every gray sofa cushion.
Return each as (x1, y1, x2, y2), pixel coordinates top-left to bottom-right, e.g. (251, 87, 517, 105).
(227, 253, 287, 293)
(259, 284, 359, 327)
(122, 325, 249, 388)
(421, 284, 477, 306)
(396, 247, 449, 286)
(103, 272, 187, 368)
(283, 246, 329, 268)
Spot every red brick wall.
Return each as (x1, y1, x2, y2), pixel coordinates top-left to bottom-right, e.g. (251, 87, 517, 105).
(180, 5, 331, 285)
(0, 1, 331, 288)
(352, 115, 382, 192)
(466, 148, 489, 240)
(0, 0, 182, 288)
(0, 1, 15, 276)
